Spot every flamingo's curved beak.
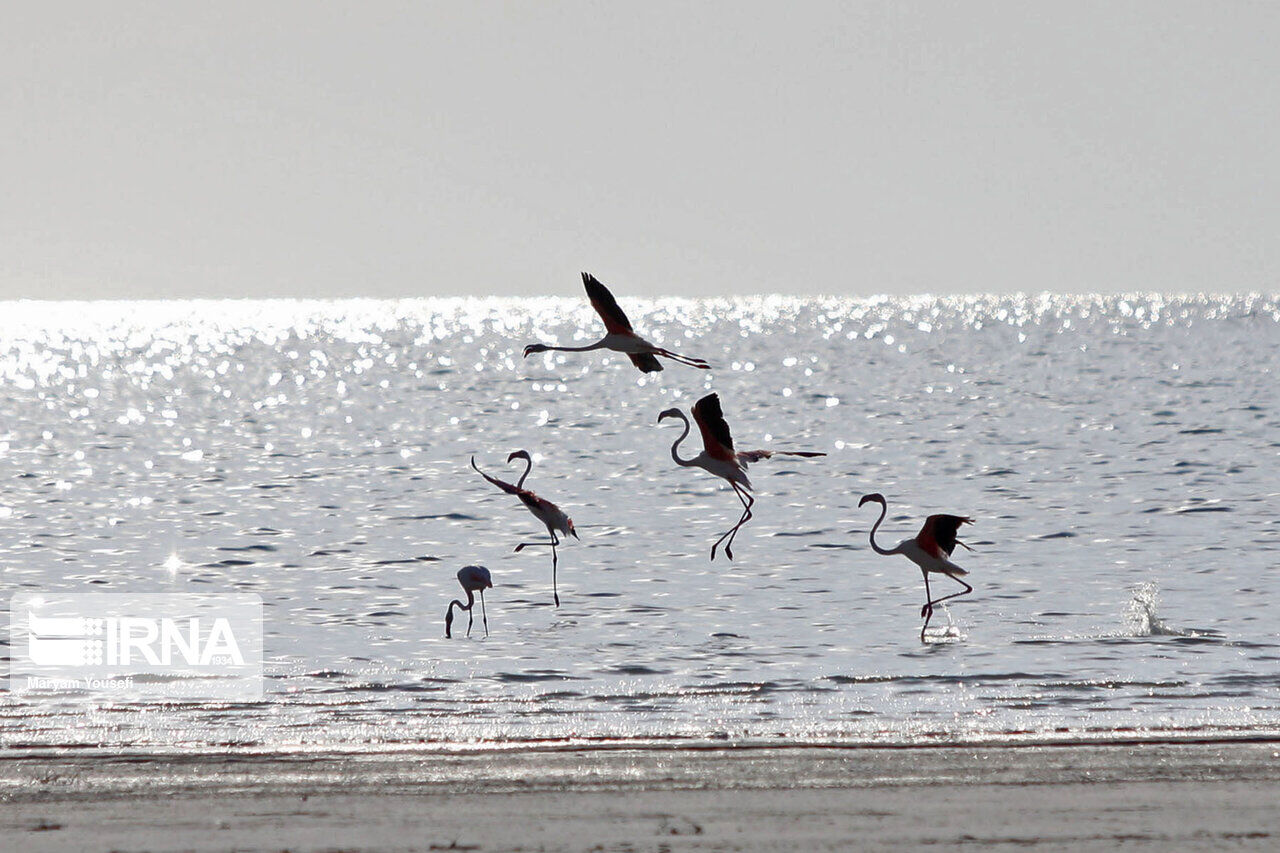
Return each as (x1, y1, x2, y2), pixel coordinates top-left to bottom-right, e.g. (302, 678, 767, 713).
(657, 408, 678, 423)
(858, 493, 885, 507)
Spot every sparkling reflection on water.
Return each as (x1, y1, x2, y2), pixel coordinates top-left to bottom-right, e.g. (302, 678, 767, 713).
(1, 293, 1278, 751)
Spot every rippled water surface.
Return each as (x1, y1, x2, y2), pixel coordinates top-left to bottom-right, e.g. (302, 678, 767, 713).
(1, 294, 1278, 752)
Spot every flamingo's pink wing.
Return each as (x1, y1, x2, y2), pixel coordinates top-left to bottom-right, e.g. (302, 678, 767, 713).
(919, 514, 974, 558)
(628, 353, 663, 373)
(472, 458, 522, 496)
(582, 272, 635, 335)
(692, 393, 736, 461)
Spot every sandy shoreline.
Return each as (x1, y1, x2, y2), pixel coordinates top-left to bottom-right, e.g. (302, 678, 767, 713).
(3, 740, 1279, 851)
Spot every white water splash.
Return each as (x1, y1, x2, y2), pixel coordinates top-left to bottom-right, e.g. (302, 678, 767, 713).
(923, 606, 965, 643)
(1124, 582, 1193, 637)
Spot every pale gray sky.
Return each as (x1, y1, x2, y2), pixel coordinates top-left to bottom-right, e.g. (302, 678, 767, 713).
(3, 1, 1277, 300)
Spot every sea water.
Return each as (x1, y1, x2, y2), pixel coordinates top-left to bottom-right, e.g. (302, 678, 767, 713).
(0, 293, 1277, 753)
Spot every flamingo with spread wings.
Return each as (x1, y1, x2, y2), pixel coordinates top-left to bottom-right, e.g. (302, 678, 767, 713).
(523, 272, 711, 373)
(658, 393, 825, 561)
(858, 493, 975, 641)
(472, 451, 577, 606)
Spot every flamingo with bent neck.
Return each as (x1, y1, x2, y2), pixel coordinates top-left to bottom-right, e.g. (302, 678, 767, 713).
(859, 492, 975, 641)
(471, 451, 578, 606)
(657, 393, 825, 561)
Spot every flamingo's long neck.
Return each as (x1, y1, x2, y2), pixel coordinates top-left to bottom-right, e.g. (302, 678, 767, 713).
(513, 456, 532, 490)
(866, 499, 898, 556)
(540, 339, 608, 354)
(444, 589, 476, 637)
(668, 413, 698, 467)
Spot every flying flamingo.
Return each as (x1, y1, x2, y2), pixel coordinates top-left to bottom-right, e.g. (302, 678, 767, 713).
(445, 565, 493, 638)
(858, 493, 975, 642)
(657, 393, 825, 561)
(471, 451, 578, 606)
(522, 272, 712, 373)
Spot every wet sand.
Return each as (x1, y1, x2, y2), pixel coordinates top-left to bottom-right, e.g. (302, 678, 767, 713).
(2, 740, 1278, 851)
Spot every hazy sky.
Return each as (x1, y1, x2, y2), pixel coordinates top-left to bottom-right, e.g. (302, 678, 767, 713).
(3, 2, 1277, 300)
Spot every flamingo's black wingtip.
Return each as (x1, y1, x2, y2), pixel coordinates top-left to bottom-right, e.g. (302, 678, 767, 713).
(695, 391, 721, 409)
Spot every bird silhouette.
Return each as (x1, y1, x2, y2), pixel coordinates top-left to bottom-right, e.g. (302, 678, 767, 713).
(523, 272, 711, 372)
(859, 493, 975, 641)
(445, 565, 493, 638)
(658, 393, 825, 560)
(472, 451, 578, 606)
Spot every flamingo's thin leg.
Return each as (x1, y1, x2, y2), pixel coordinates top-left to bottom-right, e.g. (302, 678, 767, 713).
(654, 348, 711, 369)
(722, 485, 755, 561)
(550, 530, 560, 607)
(515, 531, 561, 606)
(711, 485, 754, 561)
(710, 525, 733, 561)
(920, 571, 934, 642)
(921, 574, 972, 641)
(710, 513, 742, 561)
(480, 590, 488, 637)
(926, 576, 973, 611)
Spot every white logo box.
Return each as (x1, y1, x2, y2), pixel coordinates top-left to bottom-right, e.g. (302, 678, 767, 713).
(9, 593, 263, 701)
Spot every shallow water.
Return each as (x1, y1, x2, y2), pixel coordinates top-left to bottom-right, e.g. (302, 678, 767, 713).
(1, 293, 1278, 752)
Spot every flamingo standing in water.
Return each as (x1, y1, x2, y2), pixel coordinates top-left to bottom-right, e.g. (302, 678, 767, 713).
(658, 393, 825, 561)
(445, 565, 493, 638)
(472, 452, 578, 606)
(858, 493, 975, 642)
(523, 272, 712, 373)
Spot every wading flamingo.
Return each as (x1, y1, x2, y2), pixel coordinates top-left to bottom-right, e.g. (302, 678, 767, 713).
(658, 393, 825, 561)
(858, 493, 975, 642)
(472, 452, 578, 606)
(445, 565, 493, 638)
(523, 272, 711, 373)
